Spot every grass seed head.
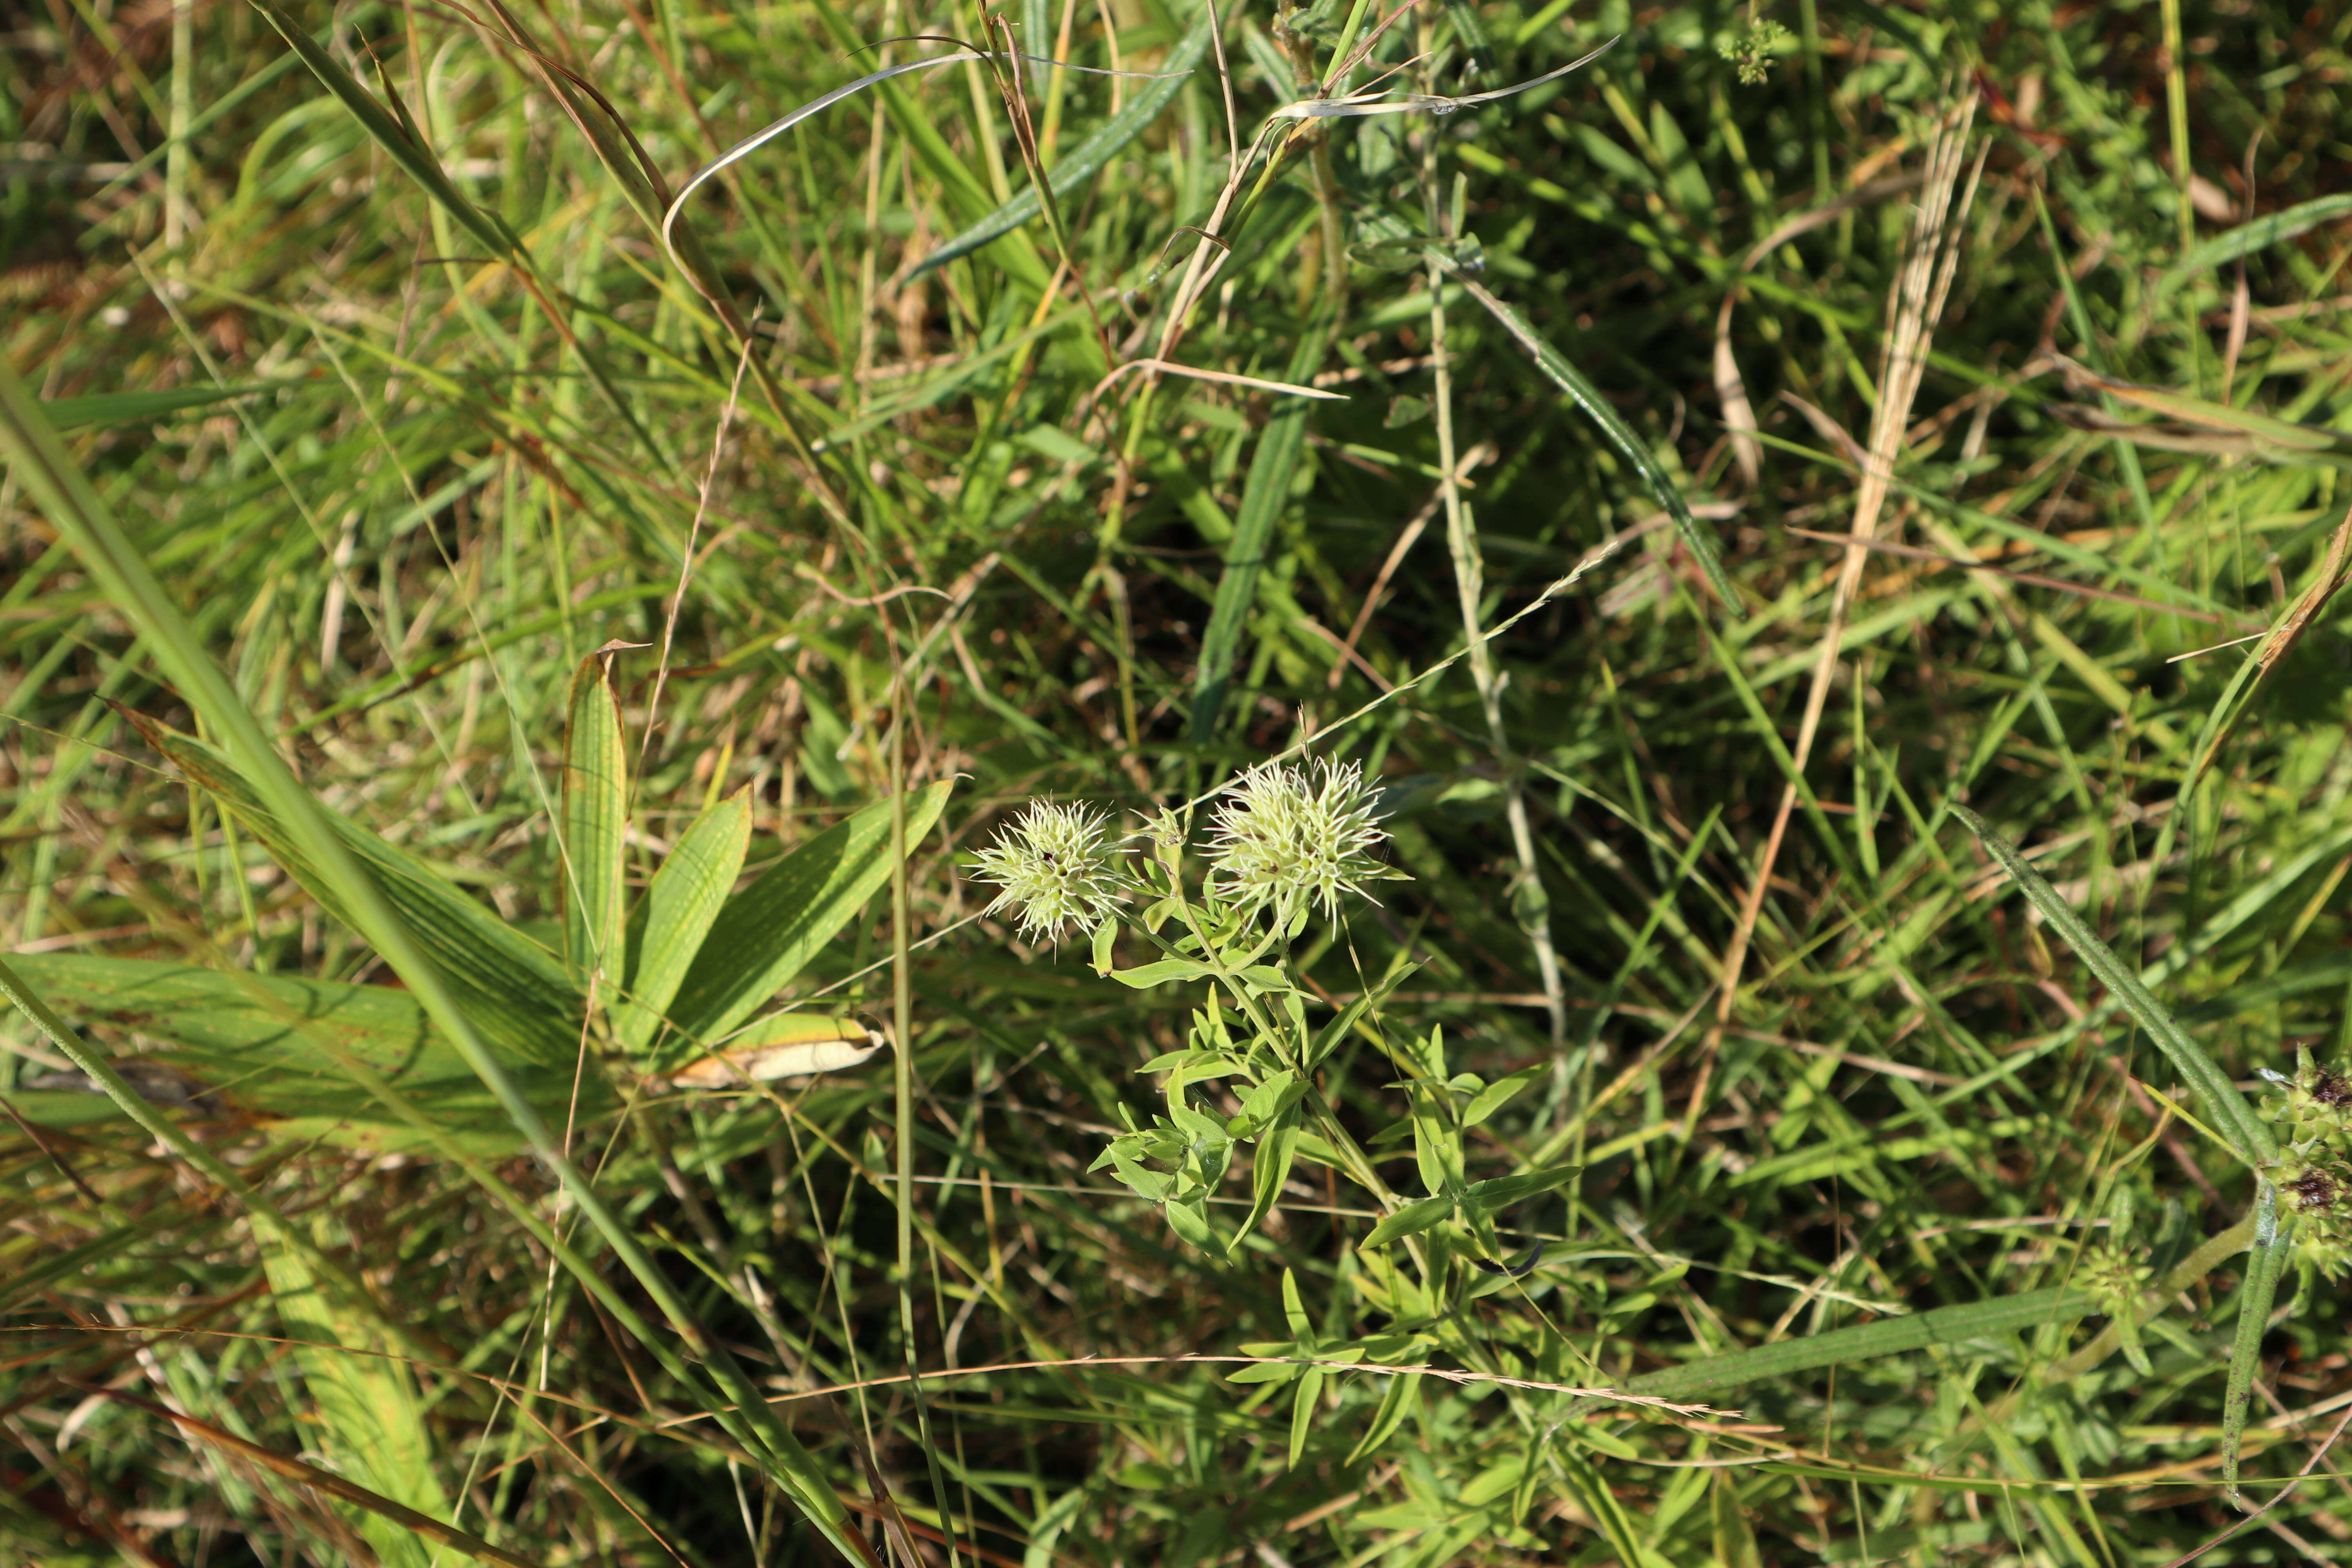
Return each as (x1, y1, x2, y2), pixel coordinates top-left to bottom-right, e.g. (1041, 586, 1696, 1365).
(971, 801, 1131, 943)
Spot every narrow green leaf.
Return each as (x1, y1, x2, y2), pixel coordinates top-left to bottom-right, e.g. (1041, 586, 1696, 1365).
(1363, 1193, 1454, 1248)
(1165, 1196, 1220, 1254)
(1287, 1366, 1325, 1470)
(1191, 318, 1334, 737)
(560, 646, 632, 984)
(2223, 1183, 2290, 1508)
(1452, 271, 1739, 606)
(668, 782, 953, 1044)
(133, 719, 584, 1070)
(1951, 806, 2277, 1167)
(617, 788, 753, 1056)
(262, 1213, 451, 1568)
(42, 385, 266, 429)
(1345, 1369, 1419, 1463)
(1240, 1112, 1303, 1246)
(243, 0, 517, 264)
(1108, 957, 1218, 989)
(1462, 1063, 1547, 1128)
(1465, 1163, 1582, 1209)
(1281, 1267, 1312, 1341)
(1624, 1287, 2096, 1400)
(2156, 192, 2352, 300)
(911, 3, 1213, 277)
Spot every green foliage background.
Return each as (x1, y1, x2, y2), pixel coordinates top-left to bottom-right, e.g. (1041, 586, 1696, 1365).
(8, 0, 2352, 1561)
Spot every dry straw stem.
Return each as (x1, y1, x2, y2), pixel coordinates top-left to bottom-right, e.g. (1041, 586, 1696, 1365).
(1706, 97, 1984, 1093)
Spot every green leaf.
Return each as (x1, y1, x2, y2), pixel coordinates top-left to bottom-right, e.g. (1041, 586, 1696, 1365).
(1345, 1370, 1419, 1464)
(1950, 806, 2277, 1168)
(5, 955, 588, 1157)
(1225, 1358, 1305, 1385)
(1107, 957, 1217, 989)
(1287, 1366, 1325, 1470)
(1624, 1287, 2098, 1400)
(617, 789, 751, 1056)
(1462, 1063, 1547, 1128)
(1281, 1267, 1312, 1341)
(1240, 1112, 1302, 1247)
(1165, 1196, 1221, 1254)
(1363, 1194, 1454, 1248)
(668, 782, 952, 1044)
(262, 1213, 451, 1568)
(2223, 1183, 2290, 1508)
(561, 645, 632, 983)
(133, 719, 583, 1070)
(42, 385, 267, 429)
(2156, 192, 2352, 300)
(911, 1, 1214, 277)
(0, 335, 858, 1553)
(243, 0, 517, 265)
(1465, 1164, 1583, 1210)
(1191, 317, 1334, 737)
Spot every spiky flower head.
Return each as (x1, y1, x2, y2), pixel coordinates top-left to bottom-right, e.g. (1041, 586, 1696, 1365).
(969, 802, 1131, 943)
(1206, 759, 1402, 926)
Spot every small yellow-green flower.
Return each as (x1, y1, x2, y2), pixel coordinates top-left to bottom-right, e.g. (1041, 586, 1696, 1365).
(1206, 759, 1403, 926)
(970, 802, 1131, 942)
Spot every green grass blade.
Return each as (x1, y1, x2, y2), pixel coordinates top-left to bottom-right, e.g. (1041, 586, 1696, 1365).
(2223, 1182, 2289, 1508)
(1624, 1287, 2096, 1400)
(561, 647, 630, 985)
(132, 719, 584, 1071)
(1191, 320, 1332, 738)
(2154, 192, 2352, 300)
(0, 356, 874, 1561)
(261, 1216, 450, 1568)
(42, 385, 264, 428)
(7, 954, 580, 1156)
(242, 0, 519, 264)
(617, 787, 752, 1056)
(1950, 805, 2279, 1167)
(1452, 273, 1741, 608)
(910, 4, 1213, 278)
(668, 780, 953, 1044)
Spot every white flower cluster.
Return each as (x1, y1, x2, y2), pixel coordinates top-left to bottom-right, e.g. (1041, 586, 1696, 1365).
(969, 760, 1400, 943)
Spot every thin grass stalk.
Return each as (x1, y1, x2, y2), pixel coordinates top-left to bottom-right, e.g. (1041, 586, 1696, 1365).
(1416, 21, 1564, 1047)
(887, 675, 960, 1567)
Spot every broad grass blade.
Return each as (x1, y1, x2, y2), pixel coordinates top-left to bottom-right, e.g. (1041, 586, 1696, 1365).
(1191, 319, 1332, 737)
(133, 719, 584, 1070)
(668, 781, 953, 1044)
(561, 646, 631, 984)
(261, 1218, 450, 1568)
(617, 788, 753, 1055)
(5, 954, 584, 1156)
(42, 385, 261, 428)
(1951, 806, 2278, 1167)
(912, 3, 1213, 278)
